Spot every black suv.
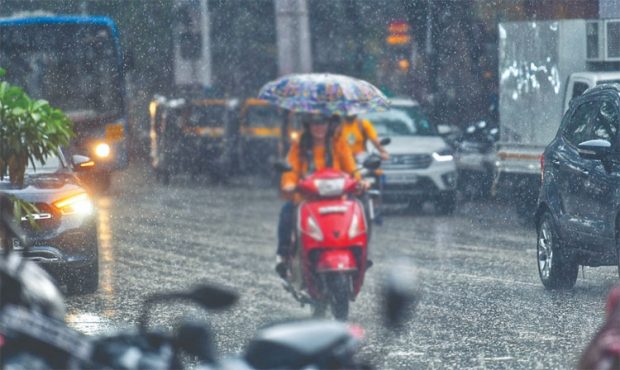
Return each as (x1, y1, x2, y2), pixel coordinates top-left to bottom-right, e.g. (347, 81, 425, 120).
(536, 84, 620, 289)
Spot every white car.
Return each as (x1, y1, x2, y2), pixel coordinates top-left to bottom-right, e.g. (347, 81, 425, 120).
(361, 99, 457, 214)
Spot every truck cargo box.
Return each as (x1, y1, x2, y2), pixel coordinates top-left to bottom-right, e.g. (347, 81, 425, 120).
(498, 20, 586, 148)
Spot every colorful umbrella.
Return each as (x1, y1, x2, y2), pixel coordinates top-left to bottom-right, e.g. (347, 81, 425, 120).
(258, 73, 390, 116)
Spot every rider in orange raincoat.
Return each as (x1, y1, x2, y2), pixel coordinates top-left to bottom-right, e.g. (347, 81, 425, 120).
(276, 113, 364, 277)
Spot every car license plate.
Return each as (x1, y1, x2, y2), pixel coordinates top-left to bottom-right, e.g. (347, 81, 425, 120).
(385, 174, 418, 184)
(11, 237, 24, 251)
(105, 123, 125, 142)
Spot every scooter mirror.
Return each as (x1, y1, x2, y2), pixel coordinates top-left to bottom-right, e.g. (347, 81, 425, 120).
(187, 284, 238, 310)
(383, 257, 421, 330)
(362, 154, 381, 171)
(380, 137, 391, 146)
(273, 161, 293, 173)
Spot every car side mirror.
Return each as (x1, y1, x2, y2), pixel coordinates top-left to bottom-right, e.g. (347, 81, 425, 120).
(72, 155, 95, 172)
(578, 139, 612, 160)
(380, 137, 391, 146)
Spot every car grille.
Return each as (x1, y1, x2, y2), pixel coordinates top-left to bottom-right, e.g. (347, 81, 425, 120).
(383, 154, 432, 170)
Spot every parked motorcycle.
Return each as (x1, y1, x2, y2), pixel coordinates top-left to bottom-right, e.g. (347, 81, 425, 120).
(453, 120, 499, 200)
(0, 203, 91, 369)
(275, 155, 381, 321)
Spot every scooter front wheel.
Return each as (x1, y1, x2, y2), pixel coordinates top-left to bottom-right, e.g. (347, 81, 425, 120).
(327, 274, 350, 321)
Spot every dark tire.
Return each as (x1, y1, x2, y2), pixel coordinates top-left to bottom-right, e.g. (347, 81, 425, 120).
(515, 180, 539, 221)
(327, 274, 350, 321)
(67, 259, 99, 295)
(436, 191, 457, 215)
(537, 212, 578, 290)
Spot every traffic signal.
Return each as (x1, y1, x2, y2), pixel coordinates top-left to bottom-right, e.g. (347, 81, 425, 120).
(386, 20, 411, 46)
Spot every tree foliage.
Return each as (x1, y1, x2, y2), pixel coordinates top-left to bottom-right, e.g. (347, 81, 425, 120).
(0, 67, 74, 187)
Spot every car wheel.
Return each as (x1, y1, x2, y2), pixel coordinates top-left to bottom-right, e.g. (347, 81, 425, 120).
(436, 191, 457, 215)
(67, 259, 99, 295)
(537, 212, 578, 289)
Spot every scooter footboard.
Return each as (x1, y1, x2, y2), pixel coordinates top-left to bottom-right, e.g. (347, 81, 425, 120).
(315, 250, 358, 273)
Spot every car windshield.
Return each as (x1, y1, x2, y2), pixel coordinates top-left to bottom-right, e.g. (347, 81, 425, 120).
(362, 108, 437, 137)
(25, 155, 63, 175)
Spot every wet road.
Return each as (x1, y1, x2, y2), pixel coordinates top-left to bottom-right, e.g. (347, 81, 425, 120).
(64, 163, 618, 369)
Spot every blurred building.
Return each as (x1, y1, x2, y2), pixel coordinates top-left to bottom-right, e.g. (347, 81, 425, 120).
(1, 0, 616, 154)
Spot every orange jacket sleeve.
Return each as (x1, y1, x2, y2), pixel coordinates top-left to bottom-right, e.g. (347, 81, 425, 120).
(362, 119, 378, 141)
(281, 140, 302, 189)
(334, 136, 360, 180)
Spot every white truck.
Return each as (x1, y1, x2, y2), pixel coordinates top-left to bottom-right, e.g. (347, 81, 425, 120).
(495, 19, 620, 219)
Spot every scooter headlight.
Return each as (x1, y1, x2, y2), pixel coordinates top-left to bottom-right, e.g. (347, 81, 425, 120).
(314, 178, 345, 197)
(302, 215, 324, 241)
(348, 213, 365, 239)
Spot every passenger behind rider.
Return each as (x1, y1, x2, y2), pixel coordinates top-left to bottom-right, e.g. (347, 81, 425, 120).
(339, 114, 389, 162)
(339, 114, 389, 225)
(276, 113, 366, 278)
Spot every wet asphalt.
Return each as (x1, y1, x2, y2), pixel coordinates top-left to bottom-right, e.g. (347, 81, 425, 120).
(63, 162, 619, 369)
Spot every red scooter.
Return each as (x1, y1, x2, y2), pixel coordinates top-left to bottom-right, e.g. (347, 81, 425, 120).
(278, 156, 381, 320)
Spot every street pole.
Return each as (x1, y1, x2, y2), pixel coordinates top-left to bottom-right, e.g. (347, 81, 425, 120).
(172, 0, 212, 88)
(274, 0, 312, 75)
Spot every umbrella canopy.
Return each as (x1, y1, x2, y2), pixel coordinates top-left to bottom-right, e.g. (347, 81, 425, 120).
(258, 73, 390, 116)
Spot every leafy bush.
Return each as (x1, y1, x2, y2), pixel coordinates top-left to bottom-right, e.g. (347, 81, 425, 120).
(0, 67, 74, 187)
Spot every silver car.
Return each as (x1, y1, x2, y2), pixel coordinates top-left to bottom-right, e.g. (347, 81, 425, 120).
(362, 99, 457, 214)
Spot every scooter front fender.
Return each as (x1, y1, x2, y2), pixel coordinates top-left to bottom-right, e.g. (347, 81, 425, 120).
(315, 250, 358, 273)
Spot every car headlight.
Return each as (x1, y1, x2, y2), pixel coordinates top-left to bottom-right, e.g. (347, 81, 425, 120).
(94, 143, 111, 158)
(53, 193, 94, 216)
(433, 148, 454, 162)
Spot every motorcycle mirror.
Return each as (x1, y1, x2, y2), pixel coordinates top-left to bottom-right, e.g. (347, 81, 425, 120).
(383, 257, 421, 330)
(379, 137, 391, 146)
(362, 154, 381, 171)
(187, 284, 238, 310)
(140, 284, 238, 330)
(274, 161, 293, 173)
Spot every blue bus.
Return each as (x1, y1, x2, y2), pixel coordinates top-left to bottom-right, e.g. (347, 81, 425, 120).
(0, 15, 128, 190)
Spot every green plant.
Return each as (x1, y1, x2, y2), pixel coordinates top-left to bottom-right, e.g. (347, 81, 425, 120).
(0, 67, 74, 188)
